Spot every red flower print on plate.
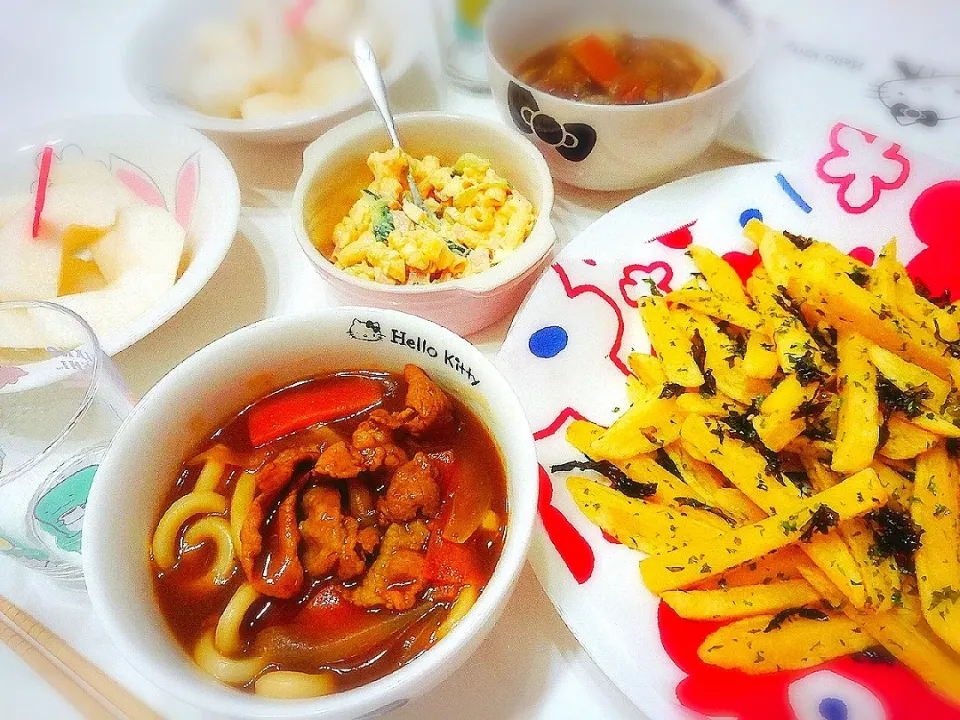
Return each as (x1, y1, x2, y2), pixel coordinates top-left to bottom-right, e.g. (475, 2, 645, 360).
(905, 181, 960, 301)
(619, 262, 674, 307)
(816, 123, 910, 215)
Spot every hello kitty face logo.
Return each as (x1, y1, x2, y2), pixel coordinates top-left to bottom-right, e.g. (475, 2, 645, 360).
(507, 83, 598, 162)
(347, 319, 383, 342)
(875, 60, 960, 127)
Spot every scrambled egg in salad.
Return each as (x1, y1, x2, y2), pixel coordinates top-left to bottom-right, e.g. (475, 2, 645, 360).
(331, 148, 535, 285)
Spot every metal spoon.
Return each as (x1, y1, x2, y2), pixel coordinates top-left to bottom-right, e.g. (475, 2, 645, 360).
(352, 35, 426, 210)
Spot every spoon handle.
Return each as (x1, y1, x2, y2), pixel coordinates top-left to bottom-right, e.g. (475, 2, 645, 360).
(353, 36, 402, 149)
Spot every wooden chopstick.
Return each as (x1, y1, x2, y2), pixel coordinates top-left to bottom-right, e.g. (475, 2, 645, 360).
(0, 596, 162, 720)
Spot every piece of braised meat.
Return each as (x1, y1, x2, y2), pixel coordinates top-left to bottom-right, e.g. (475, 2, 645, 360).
(314, 441, 365, 479)
(351, 419, 409, 472)
(401, 365, 452, 436)
(378, 452, 441, 523)
(239, 447, 320, 599)
(349, 520, 430, 611)
(300, 486, 380, 580)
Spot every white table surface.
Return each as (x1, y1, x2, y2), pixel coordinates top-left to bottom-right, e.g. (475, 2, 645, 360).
(0, 2, 756, 718)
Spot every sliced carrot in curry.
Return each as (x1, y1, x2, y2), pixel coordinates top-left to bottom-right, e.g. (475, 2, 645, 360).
(438, 455, 493, 544)
(296, 584, 374, 638)
(424, 531, 483, 601)
(568, 34, 624, 88)
(247, 375, 385, 447)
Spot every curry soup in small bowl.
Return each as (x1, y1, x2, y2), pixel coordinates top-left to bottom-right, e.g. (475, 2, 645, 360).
(484, 0, 762, 191)
(83, 307, 538, 718)
(292, 112, 556, 336)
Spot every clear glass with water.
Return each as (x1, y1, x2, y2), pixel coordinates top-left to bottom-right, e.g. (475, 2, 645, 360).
(0, 301, 134, 586)
(434, 0, 491, 93)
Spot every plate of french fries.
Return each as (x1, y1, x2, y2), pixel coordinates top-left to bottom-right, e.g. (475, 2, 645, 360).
(497, 143, 960, 719)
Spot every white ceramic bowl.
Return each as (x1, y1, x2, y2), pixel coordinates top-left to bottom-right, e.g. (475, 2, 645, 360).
(125, 0, 417, 144)
(292, 112, 556, 337)
(0, 114, 240, 355)
(484, 0, 763, 191)
(83, 307, 538, 720)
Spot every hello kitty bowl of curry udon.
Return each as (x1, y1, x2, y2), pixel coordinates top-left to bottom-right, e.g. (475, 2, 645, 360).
(83, 307, 537, 719)
(484, 0, 763, 191)
(292, 112, 556, 337)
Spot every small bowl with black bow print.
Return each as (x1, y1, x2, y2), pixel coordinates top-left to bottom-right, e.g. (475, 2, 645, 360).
(483, 0, 763, 191)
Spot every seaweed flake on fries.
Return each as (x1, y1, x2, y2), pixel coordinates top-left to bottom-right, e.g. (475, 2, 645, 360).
(551, 220, 960, 703)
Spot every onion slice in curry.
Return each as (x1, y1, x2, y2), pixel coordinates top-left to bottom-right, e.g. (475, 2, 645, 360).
(252, 602, 439, 667)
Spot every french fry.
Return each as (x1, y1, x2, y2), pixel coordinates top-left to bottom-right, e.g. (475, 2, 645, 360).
(881, 245, 960, 343)
(681, 415, 800, 516)
(628, 352, 666, 389)
(668, 288, 765, 332)
(625, 376, 647, 404)
(756, 223, 805, 288)
(913, 444, 960, 655)
(753, 375, 819, 452)
(742, 217, 767, 246)
(870, 239, 900, 307)
(676, 393, 740, 417)
(746, 268, 826, 374)
(618, 454, 711, 509)
(688, 246, 749, 304)
(682, 415, 871, 607)
(566, 420, 604, 456)
(743, 332, 780, 379)
(640, 468, 888, 594)
(663, 446, 721, 500)
(683, 310, 773, 404)
(567, 476, 721, 554)
(802, 241, 871, 277)
(639, 295, 704, 387)
(872, 461, 915, 513)
(565, 422, 717, 514)
(880, 414, 938, 460)
(869, 344, 951, 411)
(699, 548, 806, 589)
(788, 257, 960, 383)
(801, 457, 901, 612)
(589, 395, 675, 459)
(666, 446, 765, 524)
(832, 333, 881, 474)
(698, 612, 873, 673)
(663, 580, 822, 621)
(912, 410, 960, 439)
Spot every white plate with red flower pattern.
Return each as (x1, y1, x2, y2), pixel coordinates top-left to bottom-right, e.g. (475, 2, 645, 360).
(496, 122, 960, 720)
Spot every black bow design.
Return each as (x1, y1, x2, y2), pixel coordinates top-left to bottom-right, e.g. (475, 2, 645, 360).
(889, 103, 940, 127)
(507, 82, 597, 162)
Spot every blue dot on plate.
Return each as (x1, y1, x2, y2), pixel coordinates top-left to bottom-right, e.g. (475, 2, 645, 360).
(529, 326, 568, 359)
(739, 208, 763, 227)
(819, 697, 848, 720)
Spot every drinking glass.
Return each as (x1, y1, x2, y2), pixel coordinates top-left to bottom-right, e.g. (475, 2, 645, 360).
(433, 0, 491, 93)
(0, 301, 135, 587)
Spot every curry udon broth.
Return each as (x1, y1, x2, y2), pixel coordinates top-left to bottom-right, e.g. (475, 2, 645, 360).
(517, 33, 722, 105)
(151, 367, 508, 697)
